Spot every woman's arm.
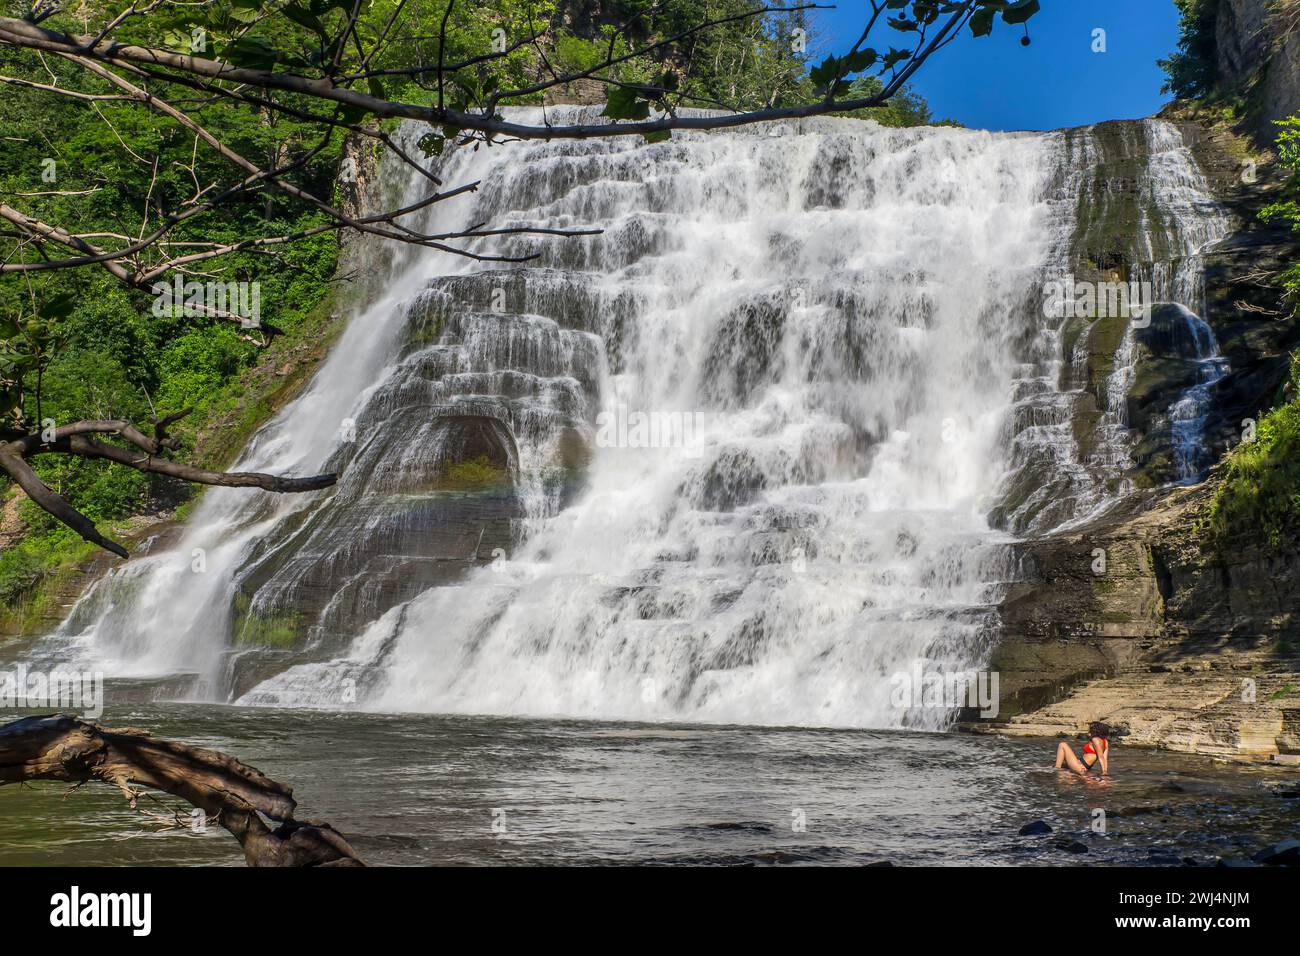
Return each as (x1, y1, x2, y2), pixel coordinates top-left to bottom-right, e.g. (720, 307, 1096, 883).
(1095, 738, 1109, 775)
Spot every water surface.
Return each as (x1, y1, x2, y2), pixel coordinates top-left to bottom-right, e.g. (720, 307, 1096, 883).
(1, 703, 1295, 866)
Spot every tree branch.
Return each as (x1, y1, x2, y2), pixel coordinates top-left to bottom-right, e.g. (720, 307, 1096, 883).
(0, 714, 363, 867)
(0, 413, 337, 558)
(0, 8, 967, 141)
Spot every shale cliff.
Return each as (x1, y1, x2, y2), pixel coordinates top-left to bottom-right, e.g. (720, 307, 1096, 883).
(980, 108, 1300, 763)
(1216, 0, 1300, 143)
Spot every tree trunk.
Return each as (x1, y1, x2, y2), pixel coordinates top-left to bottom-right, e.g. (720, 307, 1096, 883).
(0, 714, 363, 867)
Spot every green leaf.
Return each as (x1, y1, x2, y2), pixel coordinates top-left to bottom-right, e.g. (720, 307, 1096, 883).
(338, 103, 369, 125)
(281, 3, 329, 40)
(809, 55, 841, 94)
(416, 131, 446, 157)
(222, 36, 280, 70)
(969, 7, 995, 36)
(642, 130, 670, 144)
(1001, 0, 1040, 25)
(843, 48, 877, 73)
(914, 1, 941, 25)
(882, 48, 912, 69)
(161, 29, 193, 52)
(601, 86, 650, 121)
(38, 292, 75, 323)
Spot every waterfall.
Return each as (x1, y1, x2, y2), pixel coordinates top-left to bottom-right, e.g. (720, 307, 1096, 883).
(1165, 305, 1232, 483)
(22, 110, 1230, 729)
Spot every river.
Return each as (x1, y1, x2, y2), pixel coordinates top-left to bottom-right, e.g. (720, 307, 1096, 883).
(1, 702, 1295, 866)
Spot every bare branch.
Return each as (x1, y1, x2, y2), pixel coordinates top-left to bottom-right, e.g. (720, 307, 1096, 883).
(0, 715, 363, 867)
(0, 415, 337, 557)
(0, 447, 129, 557)
(0, 9, 971, 141)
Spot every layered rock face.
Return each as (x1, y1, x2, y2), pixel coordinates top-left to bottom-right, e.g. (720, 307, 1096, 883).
(1216, 0, 1300, 143)
(987, 480, 1300, 762)
(982, 111, 1300, 762)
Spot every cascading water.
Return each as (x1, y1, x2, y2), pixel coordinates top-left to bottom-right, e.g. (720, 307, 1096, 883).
(1128, 122, 1232, 486)
(992, 120, 1234, 533)
(22, 110, 1233, 729)
(1167, 306, 1231, 483)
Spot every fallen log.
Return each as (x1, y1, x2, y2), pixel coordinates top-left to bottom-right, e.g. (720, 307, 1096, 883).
(0, 714, 362, 866)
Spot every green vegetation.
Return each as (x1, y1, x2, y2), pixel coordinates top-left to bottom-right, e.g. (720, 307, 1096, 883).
(1158, 10, 1300, 553)
(1158, 0, 1220, 101)
(441, 454, 507, 488)
(0, 524, 115, 634)
(0, 25, 340, 624)
(1205, 118, 1300, 550)
(232, 592, 303, 647)
(1205, 351, 1300, 549)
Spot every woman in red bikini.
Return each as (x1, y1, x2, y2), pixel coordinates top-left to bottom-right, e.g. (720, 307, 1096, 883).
(1054, 721, 1111, 775)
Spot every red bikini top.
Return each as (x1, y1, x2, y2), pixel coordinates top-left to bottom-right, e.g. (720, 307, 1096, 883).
(1083, 738, 1108, 757)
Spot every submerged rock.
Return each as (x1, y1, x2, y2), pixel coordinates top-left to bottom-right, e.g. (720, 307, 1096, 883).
(1018, 820, 1053, 836)
(1251, 838, 1300, 865)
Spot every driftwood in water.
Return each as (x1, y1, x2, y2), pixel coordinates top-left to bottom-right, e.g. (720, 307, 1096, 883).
(0, 714, 362, 866)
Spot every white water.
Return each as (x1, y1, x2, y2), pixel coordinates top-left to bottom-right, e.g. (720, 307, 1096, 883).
(1168, 305, 1232, 482)
(23, 111, 1230, 729)
(239, 111, 1061, 728)
(24, 128, 496, 681)
(1137, 122, 1233, 485)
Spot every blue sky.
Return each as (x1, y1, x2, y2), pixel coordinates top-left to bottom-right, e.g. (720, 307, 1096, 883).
(812, 1, 1182, 131)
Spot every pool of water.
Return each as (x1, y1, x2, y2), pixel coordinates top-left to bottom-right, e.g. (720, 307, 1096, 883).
(1, 702, 1297, 866)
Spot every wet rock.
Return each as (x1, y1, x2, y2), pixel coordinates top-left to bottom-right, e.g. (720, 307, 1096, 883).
(689, 448, 770, 512)
(1018, 820, 1053, 836)
(866, 860, 895, 867)
(1055, 841, 1089, 854)
(1251, 838, 1300, 865)
(700, 296, 786, 407)
(699, 822, 774, 833)
(1215, 857, 1257, 867)
(894, 530, 918, 558)
(1182, 857, 1200, 867)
